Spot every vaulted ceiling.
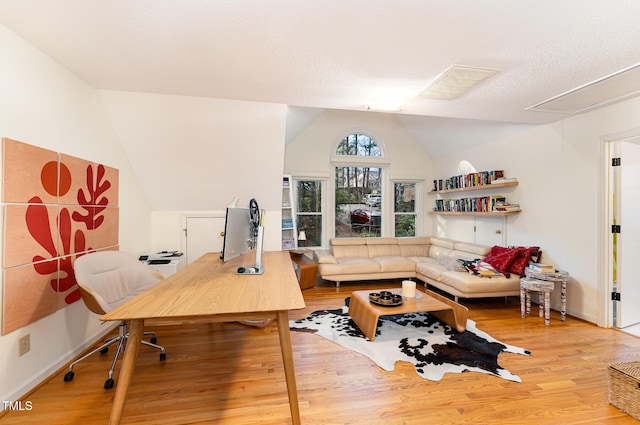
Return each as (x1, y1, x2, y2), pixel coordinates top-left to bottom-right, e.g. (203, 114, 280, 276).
(2, 0, 640, 157)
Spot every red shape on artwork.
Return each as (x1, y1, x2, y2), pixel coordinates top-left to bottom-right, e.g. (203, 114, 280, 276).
(40, 161, 58, 197)
(26, 196, 57, 258)
(59, 162, 72, 196)
(72, 164, 111, 230)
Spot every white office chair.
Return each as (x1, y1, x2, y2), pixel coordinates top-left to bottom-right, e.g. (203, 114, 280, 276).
(63, 250, 167, 389)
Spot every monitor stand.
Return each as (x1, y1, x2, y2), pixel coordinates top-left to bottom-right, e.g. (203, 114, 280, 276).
(236, 226, 265, 275)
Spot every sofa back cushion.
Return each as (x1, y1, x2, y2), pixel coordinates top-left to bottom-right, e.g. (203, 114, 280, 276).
(429, 237, 457, 249)
(330, 238, 368, 258)
(455, 242, 491, 258)
(428, 245, 455, 259)
(398, 237, 431, 257)
(366, 237, 402, 257)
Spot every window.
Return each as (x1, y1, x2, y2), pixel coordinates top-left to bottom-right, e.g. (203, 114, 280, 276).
(334, 133, 383, 238)
(394, 182, 416, 237)
(295, 180, 322, 247)
(336, 133, 382, 157)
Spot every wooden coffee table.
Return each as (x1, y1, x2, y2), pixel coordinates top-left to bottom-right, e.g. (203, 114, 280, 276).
(349, 288, 468, 340)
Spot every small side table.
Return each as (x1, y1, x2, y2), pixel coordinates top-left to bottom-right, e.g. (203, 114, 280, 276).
(289, 251, 317, 290)
(520, 277, 555, 325)
(525, 267, 569, 322)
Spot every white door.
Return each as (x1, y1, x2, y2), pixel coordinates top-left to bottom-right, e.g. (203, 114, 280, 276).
(183, 215, 226, 265)
(616, 139, 640, 327)
(474, 216, 505, 246)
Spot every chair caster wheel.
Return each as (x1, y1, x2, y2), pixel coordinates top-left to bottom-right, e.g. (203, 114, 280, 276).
(63, 371, 74, 382)
(160, 353, 166, 361)
(100, 347, 109, 355)
(104, 378, 114, 389)
(150, 337, 157, 344)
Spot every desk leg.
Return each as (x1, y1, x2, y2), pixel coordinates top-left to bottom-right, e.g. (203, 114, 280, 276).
(276, 310, 301, 425)
(108, 319, 143, 425)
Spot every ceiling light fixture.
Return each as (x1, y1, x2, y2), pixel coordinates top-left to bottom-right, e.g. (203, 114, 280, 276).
(420, 65, 500, 100)
(367, 94, 405, 112)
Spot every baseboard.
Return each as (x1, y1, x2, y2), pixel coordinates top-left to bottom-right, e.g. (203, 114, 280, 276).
(0, 322, 118, 410)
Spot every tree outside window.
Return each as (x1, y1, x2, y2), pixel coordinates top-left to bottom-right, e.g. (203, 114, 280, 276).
(296, 180, 322, 247)
(394, 182, 416, 237)
(335, 133, 383, 238)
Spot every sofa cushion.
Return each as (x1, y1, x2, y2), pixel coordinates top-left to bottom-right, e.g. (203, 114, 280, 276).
(450, 249, 482, 261)
(366, 238, 402, 257)
(452, 241, 490, 257)
(415, 258, 446, 281)
(319, 257, 380, 276)
(508, 246, 540, 276)
(398, 237, 431, 257)
(314, 249, 338, 264)
(331, 238, 368, 258)
(436, 270, 521, 295)
(428, 245, 455, 260)
(437, 256, 467, 272)
(373, 256, 417, 273)
(483, 246, 521, 274)
(429, 237, 457, 249)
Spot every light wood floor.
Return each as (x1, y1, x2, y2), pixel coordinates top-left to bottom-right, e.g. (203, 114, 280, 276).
(3, 280, 640, 425)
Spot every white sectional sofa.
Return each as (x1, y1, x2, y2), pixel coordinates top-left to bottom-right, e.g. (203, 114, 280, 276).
(313, 236, 522, 301)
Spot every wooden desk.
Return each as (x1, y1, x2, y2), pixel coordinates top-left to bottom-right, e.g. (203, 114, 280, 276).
(101, 251, 306, 425)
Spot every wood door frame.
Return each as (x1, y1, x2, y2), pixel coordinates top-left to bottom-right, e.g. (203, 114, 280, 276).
(180, 212, 225, 264)
(598, 127, 640, 328)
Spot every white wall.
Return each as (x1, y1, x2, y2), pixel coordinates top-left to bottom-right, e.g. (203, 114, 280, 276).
(433, 96, 640, 325)
(285, 108, 435, 240)
(99, 92, 288, 255)
(0, 23, 151, 403)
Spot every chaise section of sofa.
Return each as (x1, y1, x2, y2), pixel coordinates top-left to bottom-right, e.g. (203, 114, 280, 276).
(414, 238, 521, 301)
(314, 236, 522, 300)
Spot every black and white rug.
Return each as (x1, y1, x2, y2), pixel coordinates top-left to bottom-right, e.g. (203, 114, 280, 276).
(290, 305, 530, 382)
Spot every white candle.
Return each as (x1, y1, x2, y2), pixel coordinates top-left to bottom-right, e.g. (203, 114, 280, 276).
(402, 280, 416, 298)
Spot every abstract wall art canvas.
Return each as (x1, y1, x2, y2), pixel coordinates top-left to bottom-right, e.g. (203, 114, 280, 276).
(1, 138, 120, 334)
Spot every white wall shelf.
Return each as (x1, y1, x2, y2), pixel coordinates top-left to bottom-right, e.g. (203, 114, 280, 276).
(281, 175, 297, 250)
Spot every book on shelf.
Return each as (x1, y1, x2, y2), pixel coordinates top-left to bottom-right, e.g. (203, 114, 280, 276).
(282, 218, 294, 229)
(490, 177, 518, 184)
(282, 238, 296, 249)
(492, 198, 520, 212)
(432, 169, 507, 191)
(529, 263, 555, 273)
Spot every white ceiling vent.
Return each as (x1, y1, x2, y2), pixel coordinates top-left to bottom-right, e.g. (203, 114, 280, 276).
(527, 62, 640, 114)
(420, 65, 499, 100)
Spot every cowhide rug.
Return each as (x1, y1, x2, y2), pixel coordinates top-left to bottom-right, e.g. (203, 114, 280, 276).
(290, 304, 530, 382)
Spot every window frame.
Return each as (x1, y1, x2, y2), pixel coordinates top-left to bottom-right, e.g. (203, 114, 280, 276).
(392, 180, 422, 237)
(293, 177, 326, 249)
(331, 132, 389, 239)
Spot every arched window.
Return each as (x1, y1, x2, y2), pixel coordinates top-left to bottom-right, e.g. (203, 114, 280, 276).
(336, 133, 382, 157)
